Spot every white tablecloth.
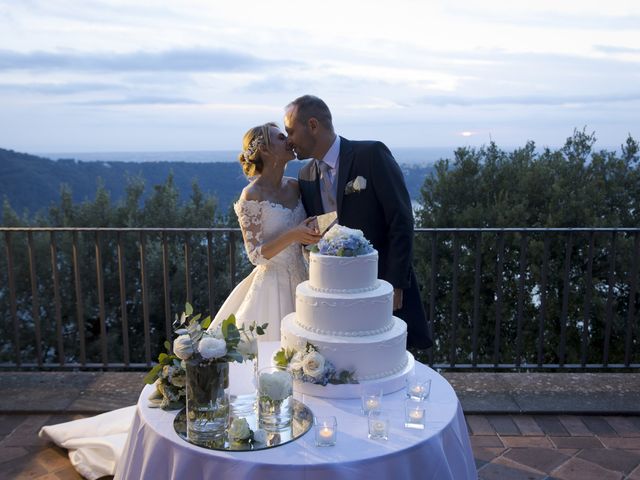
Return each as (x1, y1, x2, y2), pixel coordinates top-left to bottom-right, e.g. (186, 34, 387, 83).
(115, 343, 476, 480)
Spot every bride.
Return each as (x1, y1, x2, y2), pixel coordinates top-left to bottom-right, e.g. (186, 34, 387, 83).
(38, 122, 320, 480)
(213, 121, 321, 338)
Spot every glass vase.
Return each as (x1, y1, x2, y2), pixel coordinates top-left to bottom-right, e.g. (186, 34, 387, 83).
(230, 355, 258, 417)
(185, 361, 230, 448)
(257, 366, 293, 431)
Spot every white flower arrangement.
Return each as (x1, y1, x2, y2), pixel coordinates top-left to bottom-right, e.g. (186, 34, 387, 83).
(145, 303, 268, 410)
(274, 343, 358, 386)
(344, 175, 367, 195)
(315, 224, 374, 257)
(172, 303, 244, 366)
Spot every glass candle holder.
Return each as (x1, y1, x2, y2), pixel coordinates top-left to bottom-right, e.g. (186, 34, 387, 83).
(314, 416, 337, 447)
(367, 410, 389, 440)
(361, 387, 383, 415)
(406, 377, 431, 401)
(404, 399, 426, 430)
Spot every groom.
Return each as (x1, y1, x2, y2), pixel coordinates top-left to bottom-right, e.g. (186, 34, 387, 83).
(284, 95, 432, 350)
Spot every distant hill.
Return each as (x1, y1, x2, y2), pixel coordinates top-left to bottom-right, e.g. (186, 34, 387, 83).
(0, 147, 434, 222)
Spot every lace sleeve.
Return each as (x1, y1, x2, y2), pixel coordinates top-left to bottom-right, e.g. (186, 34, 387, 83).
(234, 200, 268, 266)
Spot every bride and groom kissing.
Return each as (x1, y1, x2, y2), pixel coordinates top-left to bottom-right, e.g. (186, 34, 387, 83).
(222, 94, 432, 351)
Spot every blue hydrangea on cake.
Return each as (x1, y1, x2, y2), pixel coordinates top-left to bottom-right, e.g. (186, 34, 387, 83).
(316, 224, 374, 257)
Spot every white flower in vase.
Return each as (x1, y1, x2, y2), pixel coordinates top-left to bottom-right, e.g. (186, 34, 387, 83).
(259, 370, 293, 401)
(173, 334, 194, 360)
(198, 336, 227, 360)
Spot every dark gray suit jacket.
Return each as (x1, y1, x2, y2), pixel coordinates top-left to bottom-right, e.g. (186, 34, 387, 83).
(298, 137, 432, 349)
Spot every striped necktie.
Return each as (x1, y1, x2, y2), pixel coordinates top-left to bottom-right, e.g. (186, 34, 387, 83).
(317, 160, 337, 213)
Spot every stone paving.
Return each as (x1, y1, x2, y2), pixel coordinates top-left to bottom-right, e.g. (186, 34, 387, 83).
(1, 372, 639, 479)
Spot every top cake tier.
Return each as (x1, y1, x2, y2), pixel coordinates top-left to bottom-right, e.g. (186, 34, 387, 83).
(309, 250, 378, 293)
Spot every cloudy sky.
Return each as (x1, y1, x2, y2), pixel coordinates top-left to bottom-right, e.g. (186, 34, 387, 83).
(1, 0, 639, 153)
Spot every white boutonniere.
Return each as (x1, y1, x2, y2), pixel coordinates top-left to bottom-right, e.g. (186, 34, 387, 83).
(344, 176, 367, 195)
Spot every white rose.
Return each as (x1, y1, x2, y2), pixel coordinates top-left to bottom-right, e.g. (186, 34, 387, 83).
(173, 335, 194, 360)
(259, 370, 293, 401)
(352, 176, 367, 191)
(228, 418, 252, 441)
(301, 351, 326, 380)
(252, 428, 268, 444)
(237, 331, 258, 359)
(289, 351, 305, 372)
(198, 336, 227, 360)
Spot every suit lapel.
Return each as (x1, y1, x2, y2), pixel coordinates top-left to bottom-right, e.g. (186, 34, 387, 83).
(336, 136, 354, 217)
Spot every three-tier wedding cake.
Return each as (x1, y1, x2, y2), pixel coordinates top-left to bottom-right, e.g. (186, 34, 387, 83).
(279, 225, 414, 398)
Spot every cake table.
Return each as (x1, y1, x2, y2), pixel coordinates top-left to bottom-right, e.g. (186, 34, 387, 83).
(114, 342, 476, 480)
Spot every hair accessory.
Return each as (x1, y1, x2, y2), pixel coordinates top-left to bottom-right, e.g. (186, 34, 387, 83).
(242, 136, 262, 162)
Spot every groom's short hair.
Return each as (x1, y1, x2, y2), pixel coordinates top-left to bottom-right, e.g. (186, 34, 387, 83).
(288, 95, 333, 131)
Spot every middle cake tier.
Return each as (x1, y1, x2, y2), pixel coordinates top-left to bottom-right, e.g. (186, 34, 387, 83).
(295, 279, 394, 336)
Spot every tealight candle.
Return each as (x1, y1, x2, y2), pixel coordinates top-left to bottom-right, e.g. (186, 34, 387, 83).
(314, 416, 337, 447)
(410, 385, 425, 396)
(366, 398, 380, 410)
(406, 377, 431, 401)
(404, 399, 426, 430)
(361, 388, 383, 415)
(368, 410, 389, 440)
(409, 409, 424, 421)
(372, 421, 386, 433)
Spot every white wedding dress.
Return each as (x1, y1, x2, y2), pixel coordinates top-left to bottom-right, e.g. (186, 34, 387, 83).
(212, 197, 308, 338)
(39, 196, 308, 479)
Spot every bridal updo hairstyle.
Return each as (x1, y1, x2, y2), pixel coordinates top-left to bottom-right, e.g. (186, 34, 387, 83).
(238, 122, 277, 177)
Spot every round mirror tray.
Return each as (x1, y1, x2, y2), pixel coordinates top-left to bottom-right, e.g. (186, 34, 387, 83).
(173, 398, 314, 451)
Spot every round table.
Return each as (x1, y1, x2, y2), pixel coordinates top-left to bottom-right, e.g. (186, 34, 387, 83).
(115, 343, 476, 480)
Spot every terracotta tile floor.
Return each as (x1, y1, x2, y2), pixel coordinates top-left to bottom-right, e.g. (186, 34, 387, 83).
(469, 414, 640, 479)
(2, 413, 640, 479)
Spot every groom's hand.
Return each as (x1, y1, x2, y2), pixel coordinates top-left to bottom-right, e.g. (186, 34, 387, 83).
(393, 288, 403, 311)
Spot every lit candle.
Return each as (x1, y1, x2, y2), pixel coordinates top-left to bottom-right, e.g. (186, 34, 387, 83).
(319, 427, 334, 439)
(372, 420, 386, 434)
(366, 398, 380, 410)
(409, 409, 424, 421)
(410, 385, 424, 395)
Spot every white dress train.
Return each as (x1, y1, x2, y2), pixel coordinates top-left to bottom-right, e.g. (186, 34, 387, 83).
(38, 196, 308, 479)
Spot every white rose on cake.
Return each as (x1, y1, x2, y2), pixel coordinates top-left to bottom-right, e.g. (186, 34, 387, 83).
(289, 351, 305, 372)
(302, 351, 326, 381)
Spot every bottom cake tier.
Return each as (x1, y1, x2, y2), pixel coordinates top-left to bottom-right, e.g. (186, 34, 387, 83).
(280, 313, 413, 399)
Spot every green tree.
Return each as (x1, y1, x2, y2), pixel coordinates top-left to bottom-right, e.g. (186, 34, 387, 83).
(415, 130, 640, 368)
(0, 174, 246, 367)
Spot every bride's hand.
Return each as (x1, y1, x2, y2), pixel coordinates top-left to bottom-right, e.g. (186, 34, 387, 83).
(304, 216, 320, 235)
(292, 217, 322, 245)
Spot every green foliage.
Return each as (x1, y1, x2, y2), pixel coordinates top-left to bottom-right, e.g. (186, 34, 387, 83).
(0, 172, 248, 367)
(415, 130, 640, 368)
(273, 348, 295, 368)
